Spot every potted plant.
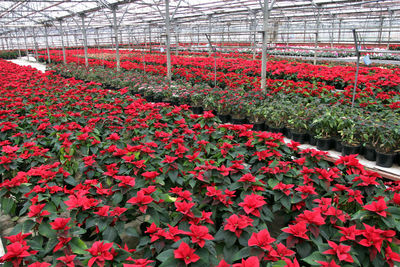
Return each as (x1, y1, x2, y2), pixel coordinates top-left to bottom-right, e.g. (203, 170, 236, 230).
(339, 123, 362, 156)
(245, 104, 266, 131)
(310, 107, 337, 151)
(329, 106, 350, 153)
(263, 103, 286, 133)
(286, 102, 309, 143)
(161, 86, 174, 104)
(215, 101, 232, 123)
(359, 117, 379, 161)
(190, 92, 204, 114)
(374, 121, 399, 168)
(229, 94, 247, 124)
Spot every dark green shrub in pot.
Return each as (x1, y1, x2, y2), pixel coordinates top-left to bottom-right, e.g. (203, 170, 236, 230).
(263, 101, 287, 130)
(374, 114, 399, 167)
(310, 107, 338, 139)
(245, 104, 265, 124)
(287, 102, 308, 134)
(310, 106, 339, 150)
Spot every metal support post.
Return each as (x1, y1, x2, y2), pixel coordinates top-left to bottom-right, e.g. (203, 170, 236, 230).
(128, 27, 132, 49)
(208, 15, 212, 55)
(15, 32, 21, 58)
(260, 0, 270, 91)
(65, 29, 70, 47)
(205, 34, 217, 88)
(15, 33, 21, 57)
(22, 28, 29, 61)
(8, 34, 13, 51)
(175, 25, 179, 56)
(81, 15, 89, 67)
(73, 33, 76, 47)
(44, 25, 51, 63)
(286, 18, 290, 46)
(227, 23, 231, 42)
(5, 36, 9, 50)
(110, 26, 114, 47)
(148, 24, 152, 52)
(142, 29, 146, 49)
(222, 23, 225, 44)
(387, 10, 393, 49)
(252, 16, 257, 60)
(330, 16, 335, 48)
(351, 29, 360, 109)
(165, 0, 172, 82)
(32, 28, 38, 60)
(59, 20, 67, 64)
(248, 19, 252, 43)
(378, 16, 384, 44)
(112, 6, 120, 71)
(313, 6, 320, 65)
(338, 19, 342, 43)
(95, 28, 99, 46)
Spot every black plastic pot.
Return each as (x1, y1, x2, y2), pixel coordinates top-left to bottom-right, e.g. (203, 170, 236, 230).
(130, 91, 140, 96)
(341, 144, 361, 156)
(363, 146, 376, 161)
(396, 152, 400, 166)
(291, 131, 308, 144)
(218, 114, 231, 123)
(153, 96, 163, 103)
(191, 106, 203, 114)
(165, 99, 177, 106)
(283, 127, 292, 139)
(309, 134, 317, 146)
(334, 139, 343, 153)
(251, 122, 265, 131)
(145, 95, 154, 102)
(316, 138, 333, 151)
(376, 151, 396, 168)
(269, 126, 284, 134)
(231, 117, 246, 125)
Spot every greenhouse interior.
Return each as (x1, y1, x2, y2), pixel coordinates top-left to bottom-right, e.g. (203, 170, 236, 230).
(1, 0, 400, 266)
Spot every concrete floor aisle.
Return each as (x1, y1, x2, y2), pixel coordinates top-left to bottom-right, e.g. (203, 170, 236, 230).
(8, 55, 47, 73)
